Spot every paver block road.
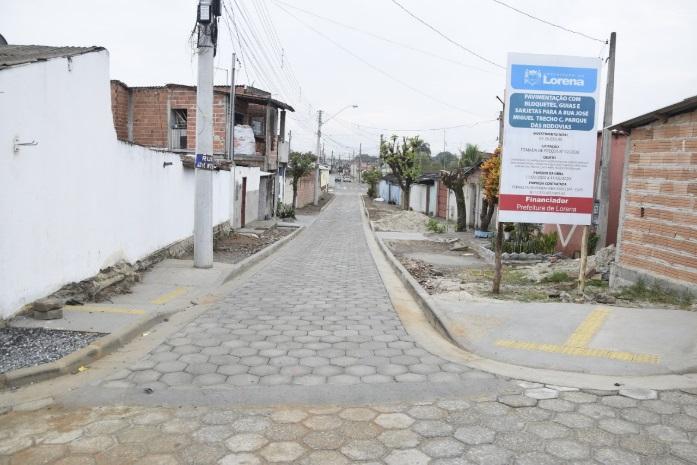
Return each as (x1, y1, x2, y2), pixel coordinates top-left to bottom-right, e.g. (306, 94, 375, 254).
(105, 193, 481, 392)
(3, 187, 697, 465)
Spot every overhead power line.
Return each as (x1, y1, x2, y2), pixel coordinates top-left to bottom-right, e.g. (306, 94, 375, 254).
(490, 0, 606, 43)
(274, 2, 486, 117)
(389, 0, 504, 69)
(271, 0, 498, 75)
(335, 117, 498, 133)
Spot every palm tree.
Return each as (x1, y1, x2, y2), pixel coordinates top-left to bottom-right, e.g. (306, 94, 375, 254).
(459, 143, 482, 168)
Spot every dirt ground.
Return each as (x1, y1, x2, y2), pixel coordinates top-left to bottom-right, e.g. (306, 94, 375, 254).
(369, 201, 695, 311)
(295, 193, 334, 215)
(364, 197, 401, 222)
(185, 227, 292, 265)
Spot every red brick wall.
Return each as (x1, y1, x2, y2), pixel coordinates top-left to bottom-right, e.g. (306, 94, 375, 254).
(110, 81, 129, 141)
(131, 88, 169, 148)
(436, 181, 448, 219)
(617, 108, 697, 286)
(167, 88, 228, 153)
(295, 172, 316, 208)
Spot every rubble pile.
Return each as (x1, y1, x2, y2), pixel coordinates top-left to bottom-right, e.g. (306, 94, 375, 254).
(373, 210, 431, 233)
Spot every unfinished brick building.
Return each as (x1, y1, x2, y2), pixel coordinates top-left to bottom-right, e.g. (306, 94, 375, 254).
(611, 95, 697, 295)
(109, 81, 292, 170)
(110, 81, 294, 218)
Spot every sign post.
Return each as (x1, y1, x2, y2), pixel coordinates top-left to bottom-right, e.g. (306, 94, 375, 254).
(499, 53, 601, 291)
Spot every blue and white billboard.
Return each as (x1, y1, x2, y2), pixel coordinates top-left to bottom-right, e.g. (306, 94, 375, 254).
(499, 53, 602, 226)
(510, 64, 598, 93)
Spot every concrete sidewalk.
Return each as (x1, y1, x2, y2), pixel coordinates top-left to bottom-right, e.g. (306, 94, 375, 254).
(10, 259, 236, 334)
(432, 294, 697, 376)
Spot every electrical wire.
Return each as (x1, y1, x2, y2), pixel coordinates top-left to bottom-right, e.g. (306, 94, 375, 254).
(271, 0, 498, 75)
(389, 0, 504, 70)
(490, 0, 606, 44)
(274, 2, 487, 118)
(334, 117, 498, 133)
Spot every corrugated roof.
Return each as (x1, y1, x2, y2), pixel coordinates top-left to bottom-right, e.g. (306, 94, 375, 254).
(610, 95, 697, 130)
(0, 44, 104, 70)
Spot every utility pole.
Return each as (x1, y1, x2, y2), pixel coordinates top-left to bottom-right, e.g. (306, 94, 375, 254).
(492, 99, 505, 294)
(358, 142, 362, 183)
(313, 110, 323, 205)
(227, 52, 237, 232)
(193, 0, 218, 269)
(595, 32, 617, 250)
(379, 134, 384, 172)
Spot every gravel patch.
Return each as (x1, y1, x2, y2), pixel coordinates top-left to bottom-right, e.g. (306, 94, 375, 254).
(0, 327, 104, 374)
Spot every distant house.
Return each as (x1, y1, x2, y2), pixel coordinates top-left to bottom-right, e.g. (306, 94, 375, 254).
(610, 96, 697, 296)
(109, 81, 294, 220)
(350, 154, 379, 181)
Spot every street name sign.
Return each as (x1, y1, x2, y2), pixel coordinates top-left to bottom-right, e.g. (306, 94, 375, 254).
(195, 153, 215, 170)
(499, 53, 601, 225)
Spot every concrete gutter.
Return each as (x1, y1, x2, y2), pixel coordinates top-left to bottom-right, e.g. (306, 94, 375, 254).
(0, 225, 305, 390)
(360, 196, 697, 391)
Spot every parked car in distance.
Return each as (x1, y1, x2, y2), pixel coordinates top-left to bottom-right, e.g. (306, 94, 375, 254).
(335, 177, 342, 182)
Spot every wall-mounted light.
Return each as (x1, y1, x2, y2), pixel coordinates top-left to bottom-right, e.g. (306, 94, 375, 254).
(163, 161, 173, 168)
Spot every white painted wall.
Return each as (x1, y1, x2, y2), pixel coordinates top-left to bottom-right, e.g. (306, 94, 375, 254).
(0, 50, 250, 318)
(231, 166, 261, 228)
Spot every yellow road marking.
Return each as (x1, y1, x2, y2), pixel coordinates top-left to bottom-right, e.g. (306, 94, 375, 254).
(65, 305, 145, 315)
(494, 306, 660, 364)
(495, 339, 660, 364)
(565, 307, 610, 347)
(150, 287, 188, 305)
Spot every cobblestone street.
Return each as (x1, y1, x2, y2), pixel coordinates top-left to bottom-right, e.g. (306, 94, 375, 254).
(2, 190, 697, 465)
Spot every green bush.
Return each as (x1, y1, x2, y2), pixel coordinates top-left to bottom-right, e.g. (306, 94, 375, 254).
(496, 227, 558, 255)
(276, 202, 295, 219)
(426, 218, 446, 233)
(587, 231, 599, 254)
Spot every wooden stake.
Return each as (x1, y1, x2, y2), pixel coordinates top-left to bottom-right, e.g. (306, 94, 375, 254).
(493, 220, 504, 294)
(578, 225, 589, 294)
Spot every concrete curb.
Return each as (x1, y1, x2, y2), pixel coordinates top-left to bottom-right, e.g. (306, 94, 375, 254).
(1, 225, 305, 390)
(223, 224, 305, 284)
(361, 196, 697, 391)
(0, 312, 167, 389)
(319, 193, 336, 212)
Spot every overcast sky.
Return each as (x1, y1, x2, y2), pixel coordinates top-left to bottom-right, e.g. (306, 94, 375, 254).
(3, 0, 696, 158)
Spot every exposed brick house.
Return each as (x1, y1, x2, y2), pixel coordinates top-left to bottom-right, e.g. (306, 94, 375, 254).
(610, 95, 697, 295)
(110, 81, 294, 219)
(110, 82, 292, 165)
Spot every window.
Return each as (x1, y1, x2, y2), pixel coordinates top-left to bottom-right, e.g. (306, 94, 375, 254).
(251, 116, 264, 137)
(171, 109, 188, 150)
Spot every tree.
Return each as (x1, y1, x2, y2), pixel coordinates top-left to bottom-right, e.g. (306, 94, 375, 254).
(433, 151, 458, 170)
(288, 151, 316, 208)
(362, 167, 381, 198)
(440, 144, 481, 231)
(479, 147, 501, 232)
(380, 135, 423, 209)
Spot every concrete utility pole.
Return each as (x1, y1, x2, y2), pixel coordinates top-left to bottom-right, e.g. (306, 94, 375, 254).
(227, 52, 236, 161)
(313, 110, 323, 205)
(358, 142, 362, 183)
(193, 0, 218, 269)
(595, 32, 617, 249)
(228, 52, 237, 231)
(492, 99, 505, 294)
